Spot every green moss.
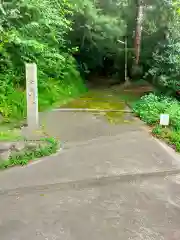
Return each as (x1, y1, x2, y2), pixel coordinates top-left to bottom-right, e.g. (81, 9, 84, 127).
(62, 89, 132, 124)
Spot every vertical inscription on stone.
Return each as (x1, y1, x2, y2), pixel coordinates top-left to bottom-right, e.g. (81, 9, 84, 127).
(25, 63, 39, 130)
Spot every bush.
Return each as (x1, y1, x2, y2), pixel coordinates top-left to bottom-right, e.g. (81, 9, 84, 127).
(133, 93, 180, 152)
(0, 0, 86, 122)
(133, 93, 180, 129)
(146, 37, 180, 96)
(152, 125, 163, 136)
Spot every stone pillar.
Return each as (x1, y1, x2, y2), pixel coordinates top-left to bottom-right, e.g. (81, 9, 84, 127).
(25, 63, 39, 131)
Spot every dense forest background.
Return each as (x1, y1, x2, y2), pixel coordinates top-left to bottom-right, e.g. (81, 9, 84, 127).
(0, 0, 180, 121)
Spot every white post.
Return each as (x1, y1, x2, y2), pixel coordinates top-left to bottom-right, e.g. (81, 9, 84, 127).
(25, 63, 39, 130)
(117, 39, 128, 83)
(125, 37, 128, 83)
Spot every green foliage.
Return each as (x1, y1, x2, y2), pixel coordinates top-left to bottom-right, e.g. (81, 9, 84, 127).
(0, 72, 26, 121)
(152, 125, 163, 136)
(134, 93, 180, 152)
(0, 129, 22, 141)
(67, 0, 178, 84)
(152, 126, 180, 152)
(0, 0, 179, 121)
(133, 93, 163, 125)
(169, 131, 180, 145)
(133, 93, 180, 130)
(142, 0, 180, 94)
(69, 0, 128, 78)
(0, 137, 59, 169)
(0, 0, 86, 121)
(146, 38, 180, 93)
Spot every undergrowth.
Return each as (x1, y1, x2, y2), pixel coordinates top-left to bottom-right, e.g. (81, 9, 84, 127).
(0, 137, 59, 169)
(133, 93, 180, 152)
(0, 62, 86, 123)
(0, 0, 86, 123)
(0, 129, 22, 142)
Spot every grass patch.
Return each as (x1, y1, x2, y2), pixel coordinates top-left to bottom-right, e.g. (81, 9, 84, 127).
(0, 137, 59, 169)
(0, 129, 22, 142)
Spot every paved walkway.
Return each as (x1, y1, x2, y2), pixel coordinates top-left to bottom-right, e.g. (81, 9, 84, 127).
(1, 99, 180, 239)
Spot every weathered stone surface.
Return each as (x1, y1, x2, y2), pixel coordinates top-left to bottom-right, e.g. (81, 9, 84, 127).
(0, 143, 14, 152)
(0, 140, 48, 164)
(124, 106, 134, 121)
(25, 141, 40, 150)
(21, 126, 46, 141)
(0, 150, 11, 161)
(13, 141, 25, 152)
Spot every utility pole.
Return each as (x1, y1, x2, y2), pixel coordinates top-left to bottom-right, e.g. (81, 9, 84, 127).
(125, 37, 128, 83)
(118, 38, 128, 84)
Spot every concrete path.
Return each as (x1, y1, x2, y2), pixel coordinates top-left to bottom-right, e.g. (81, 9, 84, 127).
(1, 110, 180, 239)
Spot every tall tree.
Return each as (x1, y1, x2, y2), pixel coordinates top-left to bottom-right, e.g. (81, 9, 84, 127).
(134, 0, 144, 65)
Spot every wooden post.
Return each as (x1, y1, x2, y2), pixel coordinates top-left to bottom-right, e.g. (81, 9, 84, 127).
(25, 63, 39, 130)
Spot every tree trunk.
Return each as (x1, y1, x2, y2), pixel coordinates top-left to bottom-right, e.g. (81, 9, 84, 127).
(134, 0, 144, 65)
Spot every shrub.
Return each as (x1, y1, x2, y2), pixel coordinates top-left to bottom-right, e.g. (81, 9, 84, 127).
(146, 37, 180, 96)
(133, 93, 180, 129)
(134, 93, 180, 152)
(152, 125, 163, 136)
(0, 0, 86, 122)
(169, 131, 180, 145)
